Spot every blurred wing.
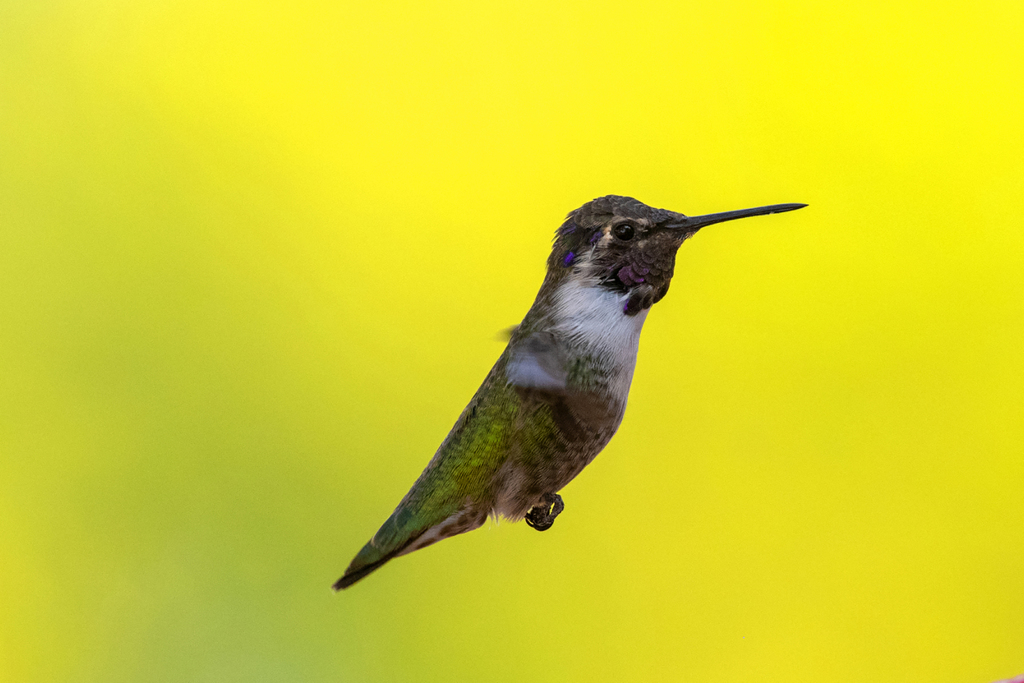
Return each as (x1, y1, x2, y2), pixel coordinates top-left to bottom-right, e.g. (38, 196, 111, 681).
(506, 331, 569, 395)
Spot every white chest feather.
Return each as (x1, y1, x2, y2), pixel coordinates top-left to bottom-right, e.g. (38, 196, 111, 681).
(552, 280, 648, 394)
(553, 280, 647, 353)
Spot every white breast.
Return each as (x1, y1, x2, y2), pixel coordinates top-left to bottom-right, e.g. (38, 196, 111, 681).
(552, 280, 648, 397)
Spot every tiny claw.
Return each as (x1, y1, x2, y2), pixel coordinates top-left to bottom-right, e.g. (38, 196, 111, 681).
(524, 493, 564, 532)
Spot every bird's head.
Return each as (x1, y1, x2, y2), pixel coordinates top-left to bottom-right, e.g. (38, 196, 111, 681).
(549, 195, 806, 315)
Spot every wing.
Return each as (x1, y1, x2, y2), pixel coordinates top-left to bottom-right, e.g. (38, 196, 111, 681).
(505, 331, 570, 395)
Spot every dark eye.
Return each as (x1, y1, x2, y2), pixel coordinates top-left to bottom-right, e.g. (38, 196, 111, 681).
(613, 224, 635, 241)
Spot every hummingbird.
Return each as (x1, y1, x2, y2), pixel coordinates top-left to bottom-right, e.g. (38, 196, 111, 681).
(334, 195, 806, 590)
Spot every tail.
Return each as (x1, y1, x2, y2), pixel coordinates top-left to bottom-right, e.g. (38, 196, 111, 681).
(332, 503, 485, 590)
(333, 506, 426, 591)
(332, 544, 406, 590)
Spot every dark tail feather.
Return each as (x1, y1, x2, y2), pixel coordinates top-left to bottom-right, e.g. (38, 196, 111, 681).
(333, 500, 462, 591)
(331, 529, 425, 591)
(332, 554, 396, 590)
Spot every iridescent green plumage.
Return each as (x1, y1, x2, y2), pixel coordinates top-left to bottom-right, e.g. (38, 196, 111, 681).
(335, 350, 575, 589)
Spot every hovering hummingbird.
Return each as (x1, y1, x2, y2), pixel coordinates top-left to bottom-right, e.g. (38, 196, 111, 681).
(334, 195, 806, 590)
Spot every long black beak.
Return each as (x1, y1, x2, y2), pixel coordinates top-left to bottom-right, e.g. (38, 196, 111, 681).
(663, 203, 807, 233)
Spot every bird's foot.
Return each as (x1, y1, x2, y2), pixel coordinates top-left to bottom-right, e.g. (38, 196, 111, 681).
(524, 493, 564, 531)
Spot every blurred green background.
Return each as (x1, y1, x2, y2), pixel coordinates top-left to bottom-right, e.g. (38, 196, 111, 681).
(1, 0, 1022, 681)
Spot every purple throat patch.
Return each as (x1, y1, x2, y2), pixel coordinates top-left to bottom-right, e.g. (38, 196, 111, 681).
(617, 264, 650, 286)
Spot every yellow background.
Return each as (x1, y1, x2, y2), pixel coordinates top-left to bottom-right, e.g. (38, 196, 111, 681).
(1, 0, 1022, 681)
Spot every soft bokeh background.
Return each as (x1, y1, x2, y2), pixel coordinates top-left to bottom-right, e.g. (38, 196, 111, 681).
(2, 0, 1022, 681)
